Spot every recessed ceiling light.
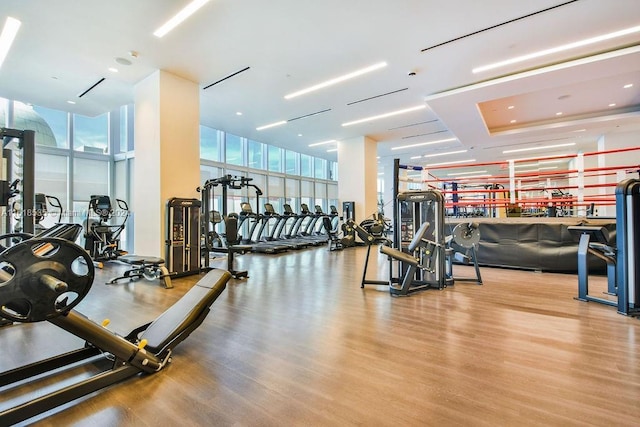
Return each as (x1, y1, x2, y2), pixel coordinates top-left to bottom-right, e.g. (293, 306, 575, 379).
(298, 134, 303, 137)
(608, 103, 616, 107)
(285, 61, 387, 99)
(256, 120, 286, 131)
(108, 67, 118, 73)
(342, 105, 426, 127)
(154, 0, 211, 38)
(236, 111, 242, 116)
(0, 17, 21, 70)
(391, 137, 457, 151)
(507, 105, 515, 110)
(503, 142, 575, 154)
(623, 83, 633, 89)
(556, 112, 563, 116)
(67, 100, 76, 104)
(326, 148, 338, 152)
(423, 150, 467, 158)
(510, 119, 517, 124)
(410, 155, 422, 160)
(308, 140, 336, 147)
(472, 24, 640, 73)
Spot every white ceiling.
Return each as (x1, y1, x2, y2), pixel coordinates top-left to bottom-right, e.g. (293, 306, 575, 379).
(1, 0, 639, 177)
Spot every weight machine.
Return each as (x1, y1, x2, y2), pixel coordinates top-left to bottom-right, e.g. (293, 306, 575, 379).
(197, 175, 262, 273)
(568, 179, 640, 315)
(166, 197, 201, 276)
(83, 195, 129, 265)
(0, 234, 230, 425)
(1, 127, 35, 235)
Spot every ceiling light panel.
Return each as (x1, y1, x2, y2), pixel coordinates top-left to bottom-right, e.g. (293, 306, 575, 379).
(0, 17, 21, 69)
(502, 142, 575, 154)
(391, 137, 457, 150)
(256, 120, 286, 131)
(285, 61, 387, 99)
(154, 0, 211, 38)
(472, 24, 640, 73)
(342, 105, 426, 127)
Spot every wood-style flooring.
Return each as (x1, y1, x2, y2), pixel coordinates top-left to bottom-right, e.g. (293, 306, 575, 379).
(1, 244, 639, 426)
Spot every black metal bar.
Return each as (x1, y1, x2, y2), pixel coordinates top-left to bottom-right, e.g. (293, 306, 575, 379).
(0, 364, 140, 426)
(21, 129, 35, 234)
(0, 346, 100, 387)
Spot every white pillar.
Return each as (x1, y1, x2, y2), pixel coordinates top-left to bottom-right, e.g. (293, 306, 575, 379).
(133, 70, 201, 256)
(337, 136, 378, 223)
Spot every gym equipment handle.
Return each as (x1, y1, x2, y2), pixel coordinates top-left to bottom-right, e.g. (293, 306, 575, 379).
(39, 274, 68, 293)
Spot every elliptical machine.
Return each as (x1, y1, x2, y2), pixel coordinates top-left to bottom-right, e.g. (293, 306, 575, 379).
(83, 195, 129, 265)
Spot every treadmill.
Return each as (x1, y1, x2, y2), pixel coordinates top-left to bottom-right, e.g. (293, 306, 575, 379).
(237, 202, 289, 254)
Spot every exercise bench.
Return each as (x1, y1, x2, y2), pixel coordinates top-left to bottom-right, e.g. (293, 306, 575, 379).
(107, 255, 174, 288)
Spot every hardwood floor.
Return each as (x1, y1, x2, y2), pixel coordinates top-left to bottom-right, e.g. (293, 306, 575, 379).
(1, 245, 639, 426)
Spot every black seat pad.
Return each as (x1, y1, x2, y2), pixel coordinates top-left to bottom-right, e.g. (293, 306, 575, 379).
(119, 255, 165, 265)
(140, 269, 230, 354)
(380, 245, 420, 267)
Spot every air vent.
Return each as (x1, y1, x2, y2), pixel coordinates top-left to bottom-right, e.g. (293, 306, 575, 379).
(421, 0, 578, 52)
(347, 88, 408, 106)
(77, 78, 105, 98)
(288, 109, 331, 122)
(203, 66, 250, 90)
(401, 130, 448, 139)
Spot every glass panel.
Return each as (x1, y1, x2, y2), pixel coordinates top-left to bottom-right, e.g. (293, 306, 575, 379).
(73, 158, 109, 228)
(300, 154, 312, 177)
(285, 178, 299, 212)
(201, 165, 222, 183)
(200, 125, 220, 161)
(327, 183, 338, 200)
(225, 169, 247, 214)
(74, 158, 109, 202)
(34, 153, 68, 225)
(314, 182, 327, 213)
(29, 103, 69, 148)
(247, 172, 266, 195)
(314, 157, 326, 179)
(119, 105, 128, 153)
(330, 161, 338, 181)
(74, 112, 109, 153)
(114, 160, 129, 250)
(300, 180, 314, 197)
(0, 97, 6, 127)
(248, 140, 263, 169)
(225, 133, 243, 165)
(285, 150, 298, 175)
(268, 176, 284, 197)
(268, 145, 282, 172)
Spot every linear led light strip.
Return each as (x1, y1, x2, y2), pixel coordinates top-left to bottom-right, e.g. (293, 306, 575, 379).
(154, 0, 210, 38)
(502, 142, 575, 154)
(424, 150, 467, 158)
(308, 140, 336, 147)
(391, 137, 456, 150)
(342, 105, 426, 127)
(285, 62, 387, 99)
(259, 103, 425, 131)
(448, 170, 488, 176)
(0, 17, 21, 69)
(427, 159, 476, 167)
(473, 24, 640, 73)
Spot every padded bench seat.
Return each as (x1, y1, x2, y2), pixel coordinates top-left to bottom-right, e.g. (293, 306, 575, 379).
(139, 269, 231, 355)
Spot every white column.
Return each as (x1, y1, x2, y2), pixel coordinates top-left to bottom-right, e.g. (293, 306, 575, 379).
(337, 136, 378, 223)
(133, 70, 201, 256)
